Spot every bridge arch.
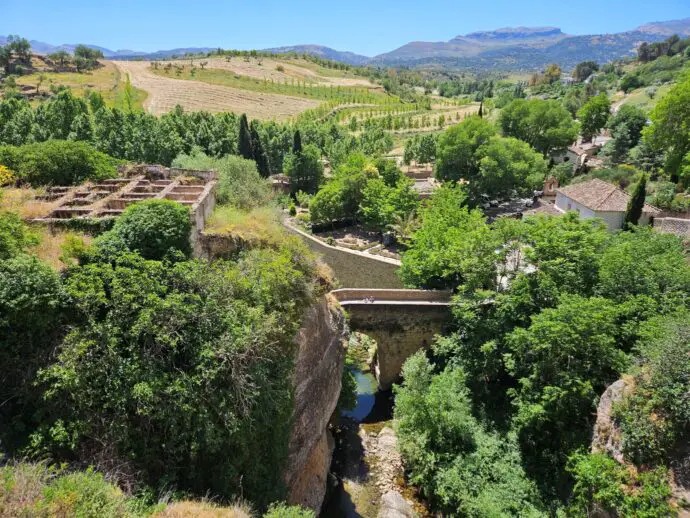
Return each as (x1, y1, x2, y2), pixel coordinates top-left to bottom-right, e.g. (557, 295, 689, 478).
(331, 289, 453, 390)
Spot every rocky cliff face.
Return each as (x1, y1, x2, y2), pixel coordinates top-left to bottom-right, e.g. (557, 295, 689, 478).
(285, 295, 347, 512)
(593, 379, 690, 514)
(591, 378, 630, 463)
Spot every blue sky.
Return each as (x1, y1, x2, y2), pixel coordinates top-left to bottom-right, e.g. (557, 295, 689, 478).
(2, 0, 689, 56)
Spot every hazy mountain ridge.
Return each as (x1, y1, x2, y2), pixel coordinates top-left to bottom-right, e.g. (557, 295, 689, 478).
(262, 44, 371, 65)
(370, 19, 690, 68)
(2, 17, 689, 70)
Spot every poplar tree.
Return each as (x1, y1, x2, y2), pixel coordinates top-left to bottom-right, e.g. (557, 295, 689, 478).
(293, 129, 303, 154)
(238, 114, 253, 161)
(250, 122, 271, 178)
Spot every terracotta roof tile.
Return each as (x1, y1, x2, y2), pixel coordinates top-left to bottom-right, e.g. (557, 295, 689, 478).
(557, 179, 660, 214)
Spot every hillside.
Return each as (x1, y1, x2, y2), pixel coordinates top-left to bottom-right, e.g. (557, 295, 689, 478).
(262, 44, 371, 66)
(5, 17, 690, 72)
(371, 25, 683, 70)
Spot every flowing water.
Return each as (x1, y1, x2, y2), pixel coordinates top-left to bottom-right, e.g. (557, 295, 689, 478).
(321, 367, 396, 518)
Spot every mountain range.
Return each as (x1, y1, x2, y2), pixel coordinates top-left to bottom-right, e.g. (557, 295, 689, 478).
(3, 17, 689, 71)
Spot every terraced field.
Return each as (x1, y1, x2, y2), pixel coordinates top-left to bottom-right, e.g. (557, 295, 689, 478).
(163, 56, 378, 88)
(113, 60, 320, 119)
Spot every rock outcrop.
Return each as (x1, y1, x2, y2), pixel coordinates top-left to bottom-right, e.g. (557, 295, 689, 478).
(284, 295, 347, 512)
(591, 378, 630, 463)
(593, 379, 690, 514)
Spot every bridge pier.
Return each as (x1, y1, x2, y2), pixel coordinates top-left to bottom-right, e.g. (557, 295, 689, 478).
(331, 289, 453, 390)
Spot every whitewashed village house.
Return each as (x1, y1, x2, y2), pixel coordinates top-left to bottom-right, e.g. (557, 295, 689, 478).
(555, 178, 661, 231)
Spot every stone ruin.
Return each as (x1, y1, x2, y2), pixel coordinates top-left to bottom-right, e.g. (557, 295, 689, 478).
(32, 164, 217, 223)
(30, 164, 218, 253)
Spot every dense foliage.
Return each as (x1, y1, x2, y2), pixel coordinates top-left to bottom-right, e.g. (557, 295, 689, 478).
(0, 140, 121, 186)
(396, 185, 690, 509)
(395, 353, 544, 517)
(93, 199, 192, 260)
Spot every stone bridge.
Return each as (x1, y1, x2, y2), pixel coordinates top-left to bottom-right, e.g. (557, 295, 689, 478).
(331, 289, 453, 390)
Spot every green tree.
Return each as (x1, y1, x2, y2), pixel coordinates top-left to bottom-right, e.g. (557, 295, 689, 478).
(284, 143, 323, 195)
(48, 50, 70, 67)
(250, 122, 271, 178)
(577, 93, 611, 142)
(0, 211, 38, 259)
(394, 353, 544, 517)
(399, 184, 497, 290)
(360, 175, 418, 232)
(0, 255, 65, 452)
(499, 99, 579, 156)
(624, 173, 647, 228)
(506, 296, 629, 494)
(0, 140, 120, 186)
(644, 75, 690, 184)
(572, 61, 599, 82)
(567, 453, 673, 518)
(292, 129, 303, 154)
(613, 312, 690, 466)
(309, 153, 377, 224)
(238, 113, 253, 160)
(35, 241, 319, 507)
(435, 116, 496, 183)
(474, 136, 548, 199)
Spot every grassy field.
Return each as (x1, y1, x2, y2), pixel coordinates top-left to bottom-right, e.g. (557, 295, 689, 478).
(616, 84, 672, 112)
(16, 61, 147, 111)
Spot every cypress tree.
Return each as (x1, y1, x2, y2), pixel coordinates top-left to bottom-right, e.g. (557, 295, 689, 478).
(624, 174, 647, 229)
(238, 114, 253, 160)
(478, 102, 483, 118)
(293, 129, 303, 154)
(250, 123, 271, 178)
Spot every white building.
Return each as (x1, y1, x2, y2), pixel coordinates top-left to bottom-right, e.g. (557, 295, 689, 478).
(555, 178, 661, 231)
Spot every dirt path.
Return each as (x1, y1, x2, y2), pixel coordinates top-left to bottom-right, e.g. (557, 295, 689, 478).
(113, 61, 320, 120)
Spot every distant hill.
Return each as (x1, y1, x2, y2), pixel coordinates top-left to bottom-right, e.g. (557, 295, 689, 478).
(369, 20, 690, 70)
(637, 18, 690, 37)
(262, 44, 370, 66)
(3, 17, 689, 71)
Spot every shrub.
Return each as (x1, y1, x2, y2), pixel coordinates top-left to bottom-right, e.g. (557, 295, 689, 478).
(0, 254, 65, 451)
(0, 210, 38, 259)
(98, 199, 191, 260)
(613, 312, 690, 466)
(0, 164, 15, 185)
(288, 203, 297, 216)
(567, 453, 673, 517)
(0, 140, 121, 186)
(263, 502, 315, 518)
(173, 150, 270, 210)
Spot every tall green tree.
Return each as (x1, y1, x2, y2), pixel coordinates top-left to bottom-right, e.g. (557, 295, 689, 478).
(292, 129, 303, 154)
(250, 122, 271, 178)
(624, 174, 647, 229)
(644, 75, 690, 184)
(284, 143, 323, 195)
(238, 113, 253, 160)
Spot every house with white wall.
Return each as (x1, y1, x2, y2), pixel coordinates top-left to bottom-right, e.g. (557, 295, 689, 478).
(555, 178, 660, 231)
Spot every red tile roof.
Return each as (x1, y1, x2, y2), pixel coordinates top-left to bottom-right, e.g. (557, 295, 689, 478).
(557, 178, 660, 214)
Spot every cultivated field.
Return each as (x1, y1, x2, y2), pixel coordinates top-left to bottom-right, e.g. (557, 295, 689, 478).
(114, 60, 320, 119)
(164, 56, 378, 88)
